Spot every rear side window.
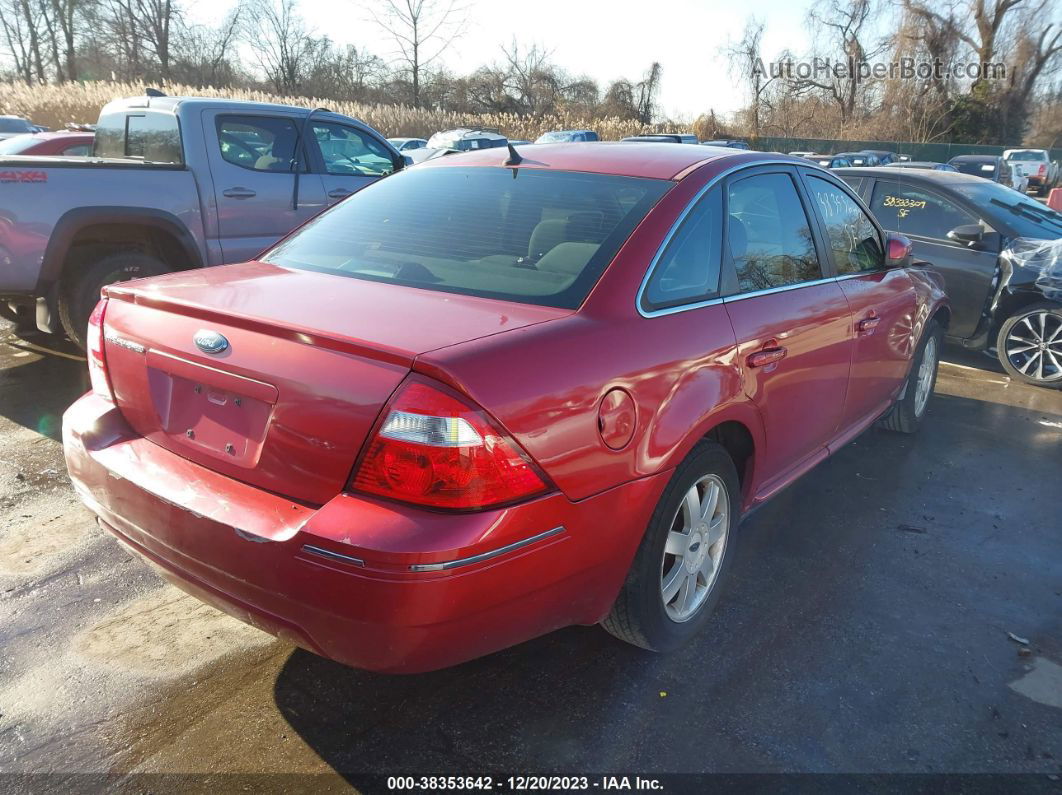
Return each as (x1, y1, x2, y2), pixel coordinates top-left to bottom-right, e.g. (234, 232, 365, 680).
(263, 166, 671, 309)
(805, 176, 884, 274)
(216, 115, 308, 172)
(93, 111, 182, 163)
(869, 181, 975, 240)
(311, 122, 396, 176)
(642, 188, 722, 311)
(726, 172, 822, 293)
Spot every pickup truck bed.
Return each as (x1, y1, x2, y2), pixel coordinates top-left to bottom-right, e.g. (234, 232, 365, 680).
(0, 93, 402, 347)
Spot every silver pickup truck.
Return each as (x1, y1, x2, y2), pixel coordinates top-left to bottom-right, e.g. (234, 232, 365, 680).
(0, 93, 403, 346)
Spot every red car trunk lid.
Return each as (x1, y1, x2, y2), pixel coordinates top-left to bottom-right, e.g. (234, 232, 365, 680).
(100, 263, 569, 505)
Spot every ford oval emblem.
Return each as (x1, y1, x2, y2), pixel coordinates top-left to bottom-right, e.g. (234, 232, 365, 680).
(193, 329, 229, 355)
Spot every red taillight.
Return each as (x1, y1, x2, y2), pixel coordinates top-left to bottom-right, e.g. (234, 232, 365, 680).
(1039, 164, 1047, 176)
(352, 378, 550, 510)
(86, 298, 113, 400)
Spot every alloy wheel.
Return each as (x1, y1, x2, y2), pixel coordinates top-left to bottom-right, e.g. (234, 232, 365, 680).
(1004, 311, 1062, 384)
(914, 335, 938, 417)
(660, 474, 730, 623)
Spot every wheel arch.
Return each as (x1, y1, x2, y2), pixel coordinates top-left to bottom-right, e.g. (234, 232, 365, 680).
(647, 398, 765, 508)
(36, 207, 204, 295)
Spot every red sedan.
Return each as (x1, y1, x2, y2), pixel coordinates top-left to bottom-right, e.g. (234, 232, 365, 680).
(63, 143, 948, 673)
(0, 131, 94, 157)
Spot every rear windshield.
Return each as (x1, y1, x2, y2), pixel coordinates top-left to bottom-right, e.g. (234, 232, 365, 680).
(264, 166, 672, 308)
(952, 160, 996, 176)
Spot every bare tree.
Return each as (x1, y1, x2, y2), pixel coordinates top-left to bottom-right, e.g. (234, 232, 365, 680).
(249, 0, 316, 93)
(723, 17, 774, 137)
(133, 0, 176, 78)
(635, 61, 661, 124)
(370, 0, 467, 108)
(796, 0, 885, 125)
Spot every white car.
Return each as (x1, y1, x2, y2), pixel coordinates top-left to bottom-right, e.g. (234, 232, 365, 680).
(387, 137, 428, 152)
(426, 128, 508, 152)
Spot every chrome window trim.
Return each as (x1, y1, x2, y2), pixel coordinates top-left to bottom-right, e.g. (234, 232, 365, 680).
(636, 158, 819, 319)
(721, 276, 839, 303)
(302, 544, 365, 567)
(409, 526, 565, 572)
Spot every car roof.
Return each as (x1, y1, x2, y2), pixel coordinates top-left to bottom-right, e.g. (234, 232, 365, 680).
(949, 154, 998, 162)
(834, 165, 998, 186)
(416, 142, 797, 181)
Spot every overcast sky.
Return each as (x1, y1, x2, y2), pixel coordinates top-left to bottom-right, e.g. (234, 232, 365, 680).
(184, 0, 821, 118)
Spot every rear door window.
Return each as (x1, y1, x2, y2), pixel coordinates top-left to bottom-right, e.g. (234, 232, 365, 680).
(869, 181, 975, 240)
(726, 172, 823, 293)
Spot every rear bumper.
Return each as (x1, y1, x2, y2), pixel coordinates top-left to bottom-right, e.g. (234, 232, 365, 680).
(64, 393, 668, 673)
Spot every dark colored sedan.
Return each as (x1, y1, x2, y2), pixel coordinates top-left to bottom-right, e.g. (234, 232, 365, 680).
(947, 155, 1017, 187)
(809, 155, 853, 169)
(836, 151, 881, 167)
(840, 166, 1062, 388)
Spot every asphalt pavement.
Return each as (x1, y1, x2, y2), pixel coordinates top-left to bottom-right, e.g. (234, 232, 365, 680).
(0, 323, 1059, 790)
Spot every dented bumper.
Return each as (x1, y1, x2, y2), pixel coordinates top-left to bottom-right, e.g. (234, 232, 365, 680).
(63, 393, 666, 673)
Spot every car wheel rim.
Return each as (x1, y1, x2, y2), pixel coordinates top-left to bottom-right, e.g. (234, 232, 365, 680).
(914, 335, 937, 417)
(660, 474, 729, 623)
(1005, 312, 1062, 383)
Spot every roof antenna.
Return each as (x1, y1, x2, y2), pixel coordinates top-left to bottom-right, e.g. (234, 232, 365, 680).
(505, 142, 523, 166)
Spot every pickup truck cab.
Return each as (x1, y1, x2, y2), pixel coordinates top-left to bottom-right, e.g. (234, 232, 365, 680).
(0, 94, 402, 346)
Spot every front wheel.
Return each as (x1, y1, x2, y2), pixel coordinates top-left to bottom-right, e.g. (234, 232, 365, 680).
(880, 320, 942, 434)
(602, 441, 740, 652)
(996, 303, 1062, 389)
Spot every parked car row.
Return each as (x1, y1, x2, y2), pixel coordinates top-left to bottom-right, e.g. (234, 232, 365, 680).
(793, 146, 1060, 198)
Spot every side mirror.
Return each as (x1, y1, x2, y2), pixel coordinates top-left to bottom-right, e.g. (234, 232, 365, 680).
(885, 233, 913, 268)
(402, 154, 414, 168)
(947, 224, 983, 246)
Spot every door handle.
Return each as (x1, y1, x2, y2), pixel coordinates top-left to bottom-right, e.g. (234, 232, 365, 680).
(222, 187, 257, 199)
(747, 342, 788, 368)
(857, 312, 880, 334)
(328, 188, 354, 199)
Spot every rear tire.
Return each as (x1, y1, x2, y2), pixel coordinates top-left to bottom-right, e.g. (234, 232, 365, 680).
(880, 320, 942, 434)
(59, 251, 169, 349)
(602, 441, 740, 652)
(996, 303, 1062, 389)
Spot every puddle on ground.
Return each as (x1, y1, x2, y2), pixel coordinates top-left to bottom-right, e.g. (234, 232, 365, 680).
(1009, 657, 1062, 709)
(73, 587, 275, 678)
